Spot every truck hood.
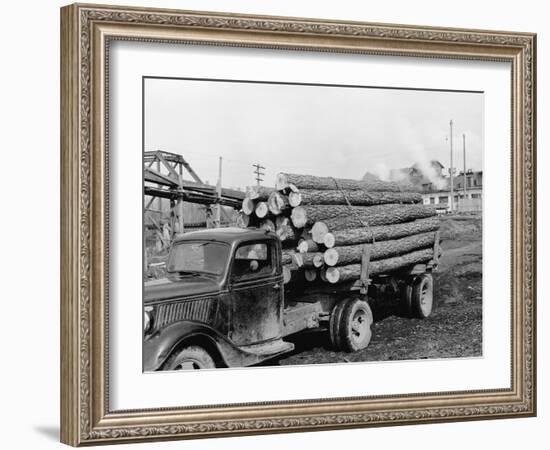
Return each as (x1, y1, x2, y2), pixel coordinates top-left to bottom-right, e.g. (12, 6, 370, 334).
(144, 275, 221, 303)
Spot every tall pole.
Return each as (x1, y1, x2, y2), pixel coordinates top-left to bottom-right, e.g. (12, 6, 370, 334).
(252, 163, 265, 185)
(449, 120, 454, 213)
(216, 156, 222, 226)
(463, 134, 467, 203)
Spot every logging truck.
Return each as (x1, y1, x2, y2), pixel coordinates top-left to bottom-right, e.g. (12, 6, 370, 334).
(143, 227, 439, 371)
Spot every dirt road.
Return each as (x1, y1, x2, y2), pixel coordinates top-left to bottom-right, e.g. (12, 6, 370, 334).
(272, 213, 483, 367)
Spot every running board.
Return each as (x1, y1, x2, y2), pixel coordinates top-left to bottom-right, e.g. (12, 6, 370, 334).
(239, 339, 294, 357)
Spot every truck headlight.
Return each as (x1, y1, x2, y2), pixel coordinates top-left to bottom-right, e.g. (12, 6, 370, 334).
(144, 306, 154, 333)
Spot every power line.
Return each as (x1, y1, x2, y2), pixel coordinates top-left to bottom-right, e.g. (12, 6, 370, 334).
(252, 163, 265, 185)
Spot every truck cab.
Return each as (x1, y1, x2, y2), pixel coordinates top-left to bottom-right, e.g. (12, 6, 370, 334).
(144, 228, 300, 370)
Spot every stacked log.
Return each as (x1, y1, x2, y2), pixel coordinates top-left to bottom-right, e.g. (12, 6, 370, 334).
(240, 172, 440, 287)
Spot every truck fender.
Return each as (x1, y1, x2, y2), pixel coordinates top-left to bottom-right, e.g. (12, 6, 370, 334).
(143, 321, 264, 371)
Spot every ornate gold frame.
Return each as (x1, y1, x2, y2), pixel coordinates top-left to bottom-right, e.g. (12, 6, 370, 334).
(60, 3, 536, 446)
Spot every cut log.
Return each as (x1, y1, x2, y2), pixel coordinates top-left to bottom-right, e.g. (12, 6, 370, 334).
(246, 185, 275, 201)
(323, 232, 336, 248)
(276, 172, 420, 192)
(290, 206, 308, 228)
(307, 204, 437, 229)
(324, 248, 439, 284)
(259, 219, 276, 232)
(282, 264, 302, 284)
(275, 216, 299, 242)
(242, 197, 255, 215)
(311, 222, 330, 244)
(323, 232, 436, 267)
(267, 191, 290, 215)
(304, 269, 317, 282)
(301, 252, 325, 268)
(323, 217, 441, 248)
(296, 189, 422, 206)
(235, 211, 250, 228)
(292, 252, 304, 268)
(255, 201, 269, 218)
(288, 191, 302, 207)
(281, 250, 297, 266)
(297, 238, 320, 254)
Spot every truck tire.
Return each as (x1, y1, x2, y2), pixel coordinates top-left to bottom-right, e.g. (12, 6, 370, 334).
(163, 345, 216, 370)
(329, 298, 373, 352)
(401, 276, 415, 318)
(410, 274, 434, 319)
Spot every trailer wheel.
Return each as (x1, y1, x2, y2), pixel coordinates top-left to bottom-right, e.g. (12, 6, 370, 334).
(410, 274, 434, 319)
(329, 298, 373, 352)
(163, 345, 216, 370)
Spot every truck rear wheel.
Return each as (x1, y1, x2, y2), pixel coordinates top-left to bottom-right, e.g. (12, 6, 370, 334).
(329, 298, 373, 352)
(163, 345, 216, 370)
(411, 274, 434, 319)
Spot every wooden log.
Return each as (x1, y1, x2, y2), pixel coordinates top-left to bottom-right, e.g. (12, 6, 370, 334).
(281, 251, 296, 266)
(282, 264, 302, 284)
(246, 185, 275, 201)
(301, 252, 325, 268)
(311, 222, 330, 243)
(323, 217, 440, 248)
(255, 201, 269, 218)
(323, 232, 436, 267)
(324, 248, 439, 284)
(259, 219, 276, 232)
(268, 191, 290, 215)
(288, 191, 302, 207)
(297, 238, 320, 254)
(235, 211, 250, 228)
(275, 216, 299, 242)
(276, 172, 420, 192)
(295, 189, 422, 206)
(242, 197, 255, 215)
(304, 269, 317, 282)
(307, 204, 437, 229)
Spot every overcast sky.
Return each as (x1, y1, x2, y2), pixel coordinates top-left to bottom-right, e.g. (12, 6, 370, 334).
(144, 78, 483, 190)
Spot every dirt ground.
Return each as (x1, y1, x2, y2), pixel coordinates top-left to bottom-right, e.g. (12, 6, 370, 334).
(272, 213, 483, 367)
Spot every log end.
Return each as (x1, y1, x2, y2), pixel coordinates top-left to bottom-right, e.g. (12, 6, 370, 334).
(323, 248, 339, 267)
(292, 252, 304, 268)
(311, 221, 329, 244)
(297, 239, 309, 254)
(323, 232, 335, 248)
(325, 267, 340, 284)
(275, 173, 288, 191)
(242, 197, 255, 215)
(313, 253, 325, 268)
(290, 206, 307, 229)
(282, 265, 292, 284)
(255, 201, 268, 218)
(304, 268, 317, 282)
(288, 191, 302, 207)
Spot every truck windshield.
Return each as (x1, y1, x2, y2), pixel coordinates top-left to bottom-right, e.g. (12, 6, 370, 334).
(167, 241, 229, 276)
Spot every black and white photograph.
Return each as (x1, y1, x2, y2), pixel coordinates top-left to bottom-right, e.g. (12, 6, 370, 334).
(142, 77, 483, 372)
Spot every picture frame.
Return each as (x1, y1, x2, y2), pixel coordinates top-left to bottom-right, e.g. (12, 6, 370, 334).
(60, 3, 536, 446)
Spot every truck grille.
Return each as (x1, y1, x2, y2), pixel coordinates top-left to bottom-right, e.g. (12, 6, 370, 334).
(155, 298, 215, 328)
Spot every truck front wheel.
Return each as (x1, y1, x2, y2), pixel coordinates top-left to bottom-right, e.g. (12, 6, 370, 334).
(163, 345, 216, 370)
(330, 298, 373, 352)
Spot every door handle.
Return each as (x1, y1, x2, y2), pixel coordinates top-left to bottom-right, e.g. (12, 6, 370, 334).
(273, 283, 281, 290)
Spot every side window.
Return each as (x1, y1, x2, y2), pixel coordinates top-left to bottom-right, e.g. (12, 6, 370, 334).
(232, 242, 273, 282)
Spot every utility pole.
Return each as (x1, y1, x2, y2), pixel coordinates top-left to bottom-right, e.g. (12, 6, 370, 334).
(463, 134, 467, 205)
(216, 156, 222, 227)
(449, 120, 454, 213)
(252, 163, 265, 185)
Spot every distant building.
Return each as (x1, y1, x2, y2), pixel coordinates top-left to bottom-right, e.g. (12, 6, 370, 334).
(422, 169, 482, 213)
(364, 160, 482, 213)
